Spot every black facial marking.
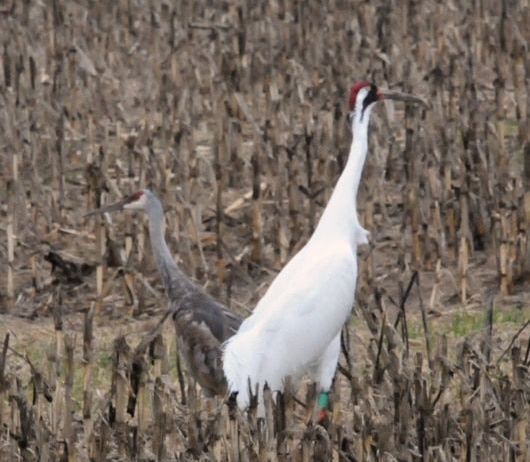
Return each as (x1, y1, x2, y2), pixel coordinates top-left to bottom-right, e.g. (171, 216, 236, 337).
(361, 84, 378, 117)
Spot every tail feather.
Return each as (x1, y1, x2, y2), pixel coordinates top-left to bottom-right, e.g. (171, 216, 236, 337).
(223, 333, 265, 409)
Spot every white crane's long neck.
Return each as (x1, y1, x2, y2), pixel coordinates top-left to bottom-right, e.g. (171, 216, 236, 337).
(146, 199, 188, 301)
(311, 107, 372, 245)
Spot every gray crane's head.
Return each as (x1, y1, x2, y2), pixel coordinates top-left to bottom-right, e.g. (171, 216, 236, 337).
(347, 81, 427, 124)
(85, 189, 156, 217)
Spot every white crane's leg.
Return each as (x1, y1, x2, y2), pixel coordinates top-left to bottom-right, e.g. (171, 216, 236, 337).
(312, 333, 341, 390)
(310, 333, 341, 423)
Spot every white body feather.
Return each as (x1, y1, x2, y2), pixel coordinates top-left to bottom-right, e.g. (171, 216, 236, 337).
(223, 88, 374, 409)
(224, 242, 357, 406)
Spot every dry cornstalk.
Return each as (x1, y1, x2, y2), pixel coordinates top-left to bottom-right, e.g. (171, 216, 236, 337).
(6, 180, 15, 310)
(63, 333, 75, 455)
(83, 304, 95, 419)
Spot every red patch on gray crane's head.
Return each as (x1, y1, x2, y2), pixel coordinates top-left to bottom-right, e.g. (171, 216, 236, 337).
(348, 81, 371, 111)
(128, 190, 144, 202)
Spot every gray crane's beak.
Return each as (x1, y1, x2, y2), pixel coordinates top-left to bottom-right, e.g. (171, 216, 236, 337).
(378, 89, 428, 107)
(84, 198, 129, 217)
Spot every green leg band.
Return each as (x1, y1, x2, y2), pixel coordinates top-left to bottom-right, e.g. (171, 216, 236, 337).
(318, 392, 330, 409)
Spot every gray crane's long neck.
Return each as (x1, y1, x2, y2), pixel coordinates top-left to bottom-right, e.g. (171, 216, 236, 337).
(146, 198, 188, 302)
(311, 107, 372, 245)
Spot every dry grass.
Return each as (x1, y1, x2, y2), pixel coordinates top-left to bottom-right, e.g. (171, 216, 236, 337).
(0, 0, 529, 460)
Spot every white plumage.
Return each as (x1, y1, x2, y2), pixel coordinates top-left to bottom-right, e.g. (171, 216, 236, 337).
(223, 82, 425, 413)
(224, 242, 357, 407)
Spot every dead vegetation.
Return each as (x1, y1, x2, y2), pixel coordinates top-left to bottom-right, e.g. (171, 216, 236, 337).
(0, 0, 529, 460)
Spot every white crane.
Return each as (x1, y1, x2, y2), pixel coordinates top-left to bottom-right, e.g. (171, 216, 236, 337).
(223, 82, 425, 421)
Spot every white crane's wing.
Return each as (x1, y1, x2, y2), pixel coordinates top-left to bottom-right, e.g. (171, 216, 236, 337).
(238, 242, 357, 334)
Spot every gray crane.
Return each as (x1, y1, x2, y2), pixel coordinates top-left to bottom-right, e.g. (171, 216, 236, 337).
(86, 189, 242, 396)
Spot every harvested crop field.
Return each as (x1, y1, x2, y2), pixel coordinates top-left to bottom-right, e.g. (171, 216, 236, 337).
(0, 0, 529, 460)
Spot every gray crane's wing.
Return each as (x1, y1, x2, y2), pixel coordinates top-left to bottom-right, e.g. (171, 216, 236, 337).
(170, 291, 243, 396)
(158, 259, 242, 338)
(168, 281, 242, 341)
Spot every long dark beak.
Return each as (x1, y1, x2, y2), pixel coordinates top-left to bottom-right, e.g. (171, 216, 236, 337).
(84, 198, 129, 218)
(378, 89, 428, 107)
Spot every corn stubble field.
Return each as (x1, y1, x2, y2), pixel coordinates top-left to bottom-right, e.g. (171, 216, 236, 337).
(0, 0, 529, 460)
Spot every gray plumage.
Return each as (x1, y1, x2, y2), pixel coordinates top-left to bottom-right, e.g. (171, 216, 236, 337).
(87, 189, 242, 396)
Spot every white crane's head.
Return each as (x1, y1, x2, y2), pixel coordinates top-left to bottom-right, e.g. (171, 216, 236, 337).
(347, 81, 426, 125)
(85, 189, 156, 217)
